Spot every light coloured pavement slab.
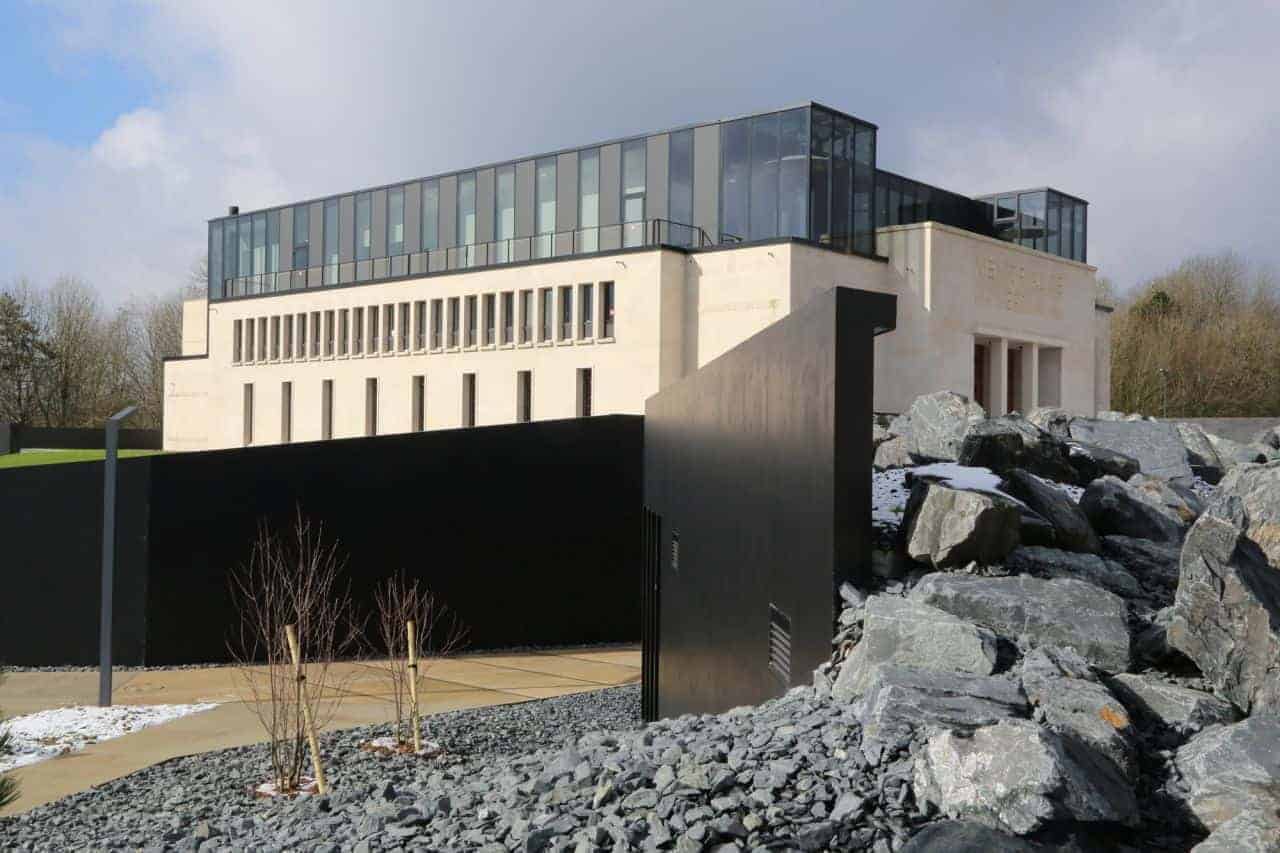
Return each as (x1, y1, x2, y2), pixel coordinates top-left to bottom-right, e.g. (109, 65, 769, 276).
(0, 645, 638, 815)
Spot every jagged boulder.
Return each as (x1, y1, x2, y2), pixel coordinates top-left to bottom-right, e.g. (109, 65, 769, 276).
(1204, 460, 1280, 567)
(1128, 472, 1204, 524)
(1174, 422, 1226, 483)
(1252, 424, 1280, 450)
(1101, 535, 1180, 594)
(1080, 476, 1186, 545)
(874, 433, 913, 469)
(910, 573, 1131, 672)
(1175, 715, 1280, 832)
(913, 719, 1138, 834)
(957, 417, 1077, 484)
(1027, 407, 1075, 439)
(832, 596, 998, 701)
(1001, 470, 1099, 553)
(1168, 514, 1280, 715)
(1062, 439, 1140, 484)
(1068, 418, 1195, 481)
(1206, 432, 1272, 470)
(1004, 546, 1140, 599)
(1107, 673, 1238, 735)
(903, 483, 1021, 569)
(1191, 810, 1280, 853)
(899, 820, 1041, 852)
(889, 391, 987, 462)
(852, 665, 1029, 759)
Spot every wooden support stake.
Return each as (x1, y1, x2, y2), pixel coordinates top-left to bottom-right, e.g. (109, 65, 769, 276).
(284, 623, 327, 794)
(406, 619, 422, 754)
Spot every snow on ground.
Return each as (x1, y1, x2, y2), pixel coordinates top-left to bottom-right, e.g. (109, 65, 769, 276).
(0, 703, 217, 773)
(872, 463, 1083, 532)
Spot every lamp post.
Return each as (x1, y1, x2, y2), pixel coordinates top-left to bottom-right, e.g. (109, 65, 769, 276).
(100, 405, 138, 707)
(1157, 368, 1170, 419)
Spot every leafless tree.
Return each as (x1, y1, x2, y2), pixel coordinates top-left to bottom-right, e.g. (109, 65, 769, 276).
(370, 572, 468, 751)
(228, 509, 361, 794)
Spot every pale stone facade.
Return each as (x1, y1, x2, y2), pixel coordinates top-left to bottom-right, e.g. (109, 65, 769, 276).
(164, 224, 1107, 452)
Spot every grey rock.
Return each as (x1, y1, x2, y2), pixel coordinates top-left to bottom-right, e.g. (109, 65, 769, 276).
(890, 391, 987, 462)
(1021, 662, 1139, 783)
(853, 664, 1029, 756)
(1132, 606, 1183, 667)
(622, 788, 658, 810)
(1080, 475, 1186, 545)
(1204, 460, 1280, 567)
(1108, 673, 1238, 734)
(1174, 422, 1226, 483)
(914, 719, 1138, 834)
(1004, 545, 1140, 599)
(1128, 472, 1205, 524)
(832, 596, 998, 701)
(1062, 439, 1140, 484)
(1168, 514, 1280, 714)
(1252, 425, 1280, 450)
(1207, 432, 1272, 470)
(958, 417, 1077, 484)
(1068, 417, 1194, 480)
(1027, 407, 1075, 440)
(874, 433, 914, 469)
(1191, 809, 1280, 852)
(829, 792, 867, 822)
(1000, 470, 1099, 553)
(910, 572, 1131, 672)
(1175, 715, 1280, 831)
(903, 483, 1021, 569)
(1101, 535, 1180, 592)
(899, 820, 1041, 852)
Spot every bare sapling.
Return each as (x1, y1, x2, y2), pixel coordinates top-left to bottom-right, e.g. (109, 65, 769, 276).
(370, 572, 468, 753)
(228, 509, 359, 795)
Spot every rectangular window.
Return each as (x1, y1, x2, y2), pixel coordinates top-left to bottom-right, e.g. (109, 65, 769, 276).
(495, 165, 515, 263)
(266, 211, 280, 281)
(779, 108, 809, 239)
(422, 179, 439, 251)
(388, 186, 405, 256)
(233, 320, 243, 363)
(540, 288, 553, 342)
(750, 112, 780, 241)
(338, 309, 349, 355)
(462, 373, 476, 427)
(412, 375, 425, 432)
(296, 313, 307, 358)
(368, 305, 380, 354)
(519, 289, 533, 343)
(669, 129, 694, 243)
(448, 297, 460, 348)
(271, 316, 281, 359)
(243, 383, 254, 445)
(281, 382, 292, 443)
(577, 368, 593, 417)
(365, 377, 378, 436)
(311, 312, 321, 357)
(244, 316, 255, 361)
(516, 370, 532, 423)
(559, 285, 573, 340)
(355, 192, 372, 261)
(283, 315, 293, 358)
(809, 110, 831, 244)
(293, 204, 310, 270)
(578, 149, 599, 252)
(483, 293, 496, 346)
(398, 302, 410, 352)
(324, 311, 335, 357)
(580, 284, 594, 338)
(414, 301, 426, 349)
(622, 139, 646, 247)
(601, 281, 615, 338)
(323, 198, 339, 284)
(384, 303, 395, 352)
(238, 217, 252, 290)
(501, 291, 514, 344)
(252, 212, 267, 276)
(534, 157, 556, 258)
(721, 119, 749, 241)
(209, 221, 223, 299)
(255, 318, 265, 360)
(458, 172, 476, 266)
(222, 220, 237, 293)
(353, 306, 364, 354)
(465, 295, 477, 347)
(431, 299, 443, 349)
(321, 379, 334, 439)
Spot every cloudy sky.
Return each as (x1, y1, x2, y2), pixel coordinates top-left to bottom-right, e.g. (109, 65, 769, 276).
(0, 0, 1275, 302)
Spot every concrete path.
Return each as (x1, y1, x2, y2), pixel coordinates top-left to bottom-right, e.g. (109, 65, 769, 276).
(0, 646, 639, 815)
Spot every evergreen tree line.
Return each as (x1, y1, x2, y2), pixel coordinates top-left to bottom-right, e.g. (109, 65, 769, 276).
(1109, 252, 1280, 417)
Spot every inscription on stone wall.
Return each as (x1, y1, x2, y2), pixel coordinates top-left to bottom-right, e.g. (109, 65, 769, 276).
(976, 255, 1065, 320)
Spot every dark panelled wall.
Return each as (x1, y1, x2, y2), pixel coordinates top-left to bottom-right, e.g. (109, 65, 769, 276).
(145, 416, 643, 665)
(0, 458, 150, 666)
(643, 287, 895, 719)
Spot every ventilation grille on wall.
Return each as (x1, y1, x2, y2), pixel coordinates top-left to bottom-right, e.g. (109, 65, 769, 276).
(768, 604, 792, 684)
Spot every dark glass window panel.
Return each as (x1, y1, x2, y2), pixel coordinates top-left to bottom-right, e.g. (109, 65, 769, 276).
(422, 180, 439, 251)
(323, 199, 339, 284)
(355, 193, 372, 260)
(720, 119, 749, 241)
(458, 173, 476, 247)
(223, 219, 238, 281)
(829, 117, 852, 247)
(748, 112, 779, 240)
(252, 213, 267, 275)
(388, 187, 405, 256)
(293, 204, 309, 269)
(669, 129, 694, 233)
(1061, 200, 1074, 261)
(887, 183, 901, 227)
(1046, 193, 1061, 256)
(778, 108, 808, 239)
(809, 109, 831, 242)
(209, 223, 223, 298)
(1018, 191, 1047, 251)
(266, 211, 279, 273)
(853, 124, 875, 254)
(996, 195, 1016, 220)
(238, 216, 252, 282)
(1073, 204, 1086, 262)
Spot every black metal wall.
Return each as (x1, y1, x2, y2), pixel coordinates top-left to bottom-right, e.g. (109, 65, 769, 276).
(0, 458, 151, 666)
(643, 286, 895, 719)
(1, 424, 163, 453)
(0, 416, 642, 665)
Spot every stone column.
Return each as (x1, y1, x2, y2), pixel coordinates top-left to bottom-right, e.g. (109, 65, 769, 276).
(987, 337, 1008, 416)
(1020, 342, 1039, 413)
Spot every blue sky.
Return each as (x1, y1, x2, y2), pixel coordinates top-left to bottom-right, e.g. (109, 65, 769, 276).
(1, 0, 1277, 302)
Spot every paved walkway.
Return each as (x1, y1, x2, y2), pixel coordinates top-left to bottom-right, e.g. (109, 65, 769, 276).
(0, 646, 639, 815)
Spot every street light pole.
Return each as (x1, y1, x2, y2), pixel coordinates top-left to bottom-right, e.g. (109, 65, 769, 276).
(100, 405, 138, 707)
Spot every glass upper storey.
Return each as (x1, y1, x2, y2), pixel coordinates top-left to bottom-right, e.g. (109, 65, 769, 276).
(206, 103, 1083, 302)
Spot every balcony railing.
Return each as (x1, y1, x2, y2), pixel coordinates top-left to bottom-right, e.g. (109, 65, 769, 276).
(217, 218, 715, 300)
